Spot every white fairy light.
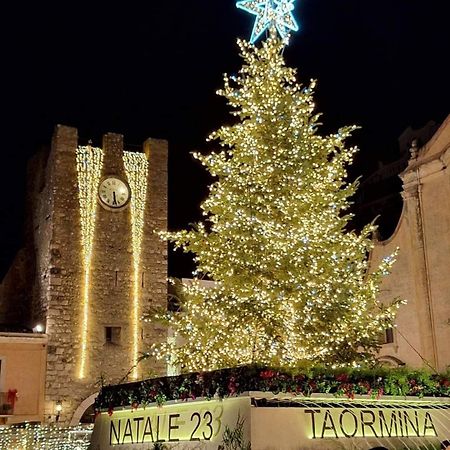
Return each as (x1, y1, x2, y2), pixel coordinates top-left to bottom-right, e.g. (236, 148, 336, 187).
(123, 151, 149, 380)
(76, 144, 103, 379)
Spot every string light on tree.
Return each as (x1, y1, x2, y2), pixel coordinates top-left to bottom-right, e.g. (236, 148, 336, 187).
(123, 151, 149, 380)
(236, 0, 299, 44)
(151, 33, 403, 372)
(76, 144, 103, 379)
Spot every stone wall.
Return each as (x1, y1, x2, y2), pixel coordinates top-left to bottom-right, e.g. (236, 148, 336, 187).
(0, 249, 32, 325)
(0, 149, 51, 327)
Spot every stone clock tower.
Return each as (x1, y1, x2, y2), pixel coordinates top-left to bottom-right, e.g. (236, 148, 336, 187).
(29, 125, 168, 424)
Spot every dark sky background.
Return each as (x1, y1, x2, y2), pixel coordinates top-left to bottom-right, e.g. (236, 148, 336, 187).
(1, 0, 449, 278)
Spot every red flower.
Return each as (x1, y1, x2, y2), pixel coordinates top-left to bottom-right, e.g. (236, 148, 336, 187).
(260, 370, 276, 379)
(7, 389, 18, 407)
(336, 374, 349, 383)
(131, 401, 139, 410)
(108, 406, 114, 416)
(342, 384, 355, 399)
(228, 376, 238, 395)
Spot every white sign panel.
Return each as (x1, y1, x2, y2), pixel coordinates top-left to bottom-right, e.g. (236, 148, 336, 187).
(252, 403, 450, 449)
(89, 397, 251, 450)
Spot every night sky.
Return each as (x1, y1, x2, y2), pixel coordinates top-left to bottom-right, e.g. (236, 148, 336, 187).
(1, 0, 449, 278)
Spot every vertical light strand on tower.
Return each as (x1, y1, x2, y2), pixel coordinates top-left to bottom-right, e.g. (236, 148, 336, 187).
(76, 145, 104, 379)
(123, 151, 149, 379)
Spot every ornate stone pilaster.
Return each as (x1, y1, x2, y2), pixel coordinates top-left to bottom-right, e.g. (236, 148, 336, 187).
(401, 171, 438, 369)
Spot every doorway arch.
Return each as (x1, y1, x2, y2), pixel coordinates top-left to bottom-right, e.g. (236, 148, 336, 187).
(70, 392, 98, 426)
(376, 355, 405, 367)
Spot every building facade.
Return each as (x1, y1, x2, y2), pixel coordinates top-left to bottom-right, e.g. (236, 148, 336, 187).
(0, 332, 47, 424)
(0, 125, 168, 424)
(374, 115, 450, 372)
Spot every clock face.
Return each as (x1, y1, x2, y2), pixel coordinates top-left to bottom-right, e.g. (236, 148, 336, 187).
(98, 177, 130, 209)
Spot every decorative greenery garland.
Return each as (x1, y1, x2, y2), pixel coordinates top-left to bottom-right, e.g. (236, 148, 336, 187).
(95, 365, 450, 414)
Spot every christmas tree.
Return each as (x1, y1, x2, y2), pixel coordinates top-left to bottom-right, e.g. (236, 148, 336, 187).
(151, 31, 402, 372)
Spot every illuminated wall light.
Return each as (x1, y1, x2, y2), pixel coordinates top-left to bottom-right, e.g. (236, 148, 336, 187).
(123, 151, 149, 380)
(33, 323, 44, 333)
(76, 145, 104, 379)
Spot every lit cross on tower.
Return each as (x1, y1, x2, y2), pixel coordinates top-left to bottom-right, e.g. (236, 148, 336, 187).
(236, 0, 299, 44)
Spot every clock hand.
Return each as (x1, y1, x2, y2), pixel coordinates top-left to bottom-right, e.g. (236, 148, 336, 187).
(113, 191, 118, 206)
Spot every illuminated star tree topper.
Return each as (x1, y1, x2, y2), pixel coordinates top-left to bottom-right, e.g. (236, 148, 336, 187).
(236, 0, 299, 44)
